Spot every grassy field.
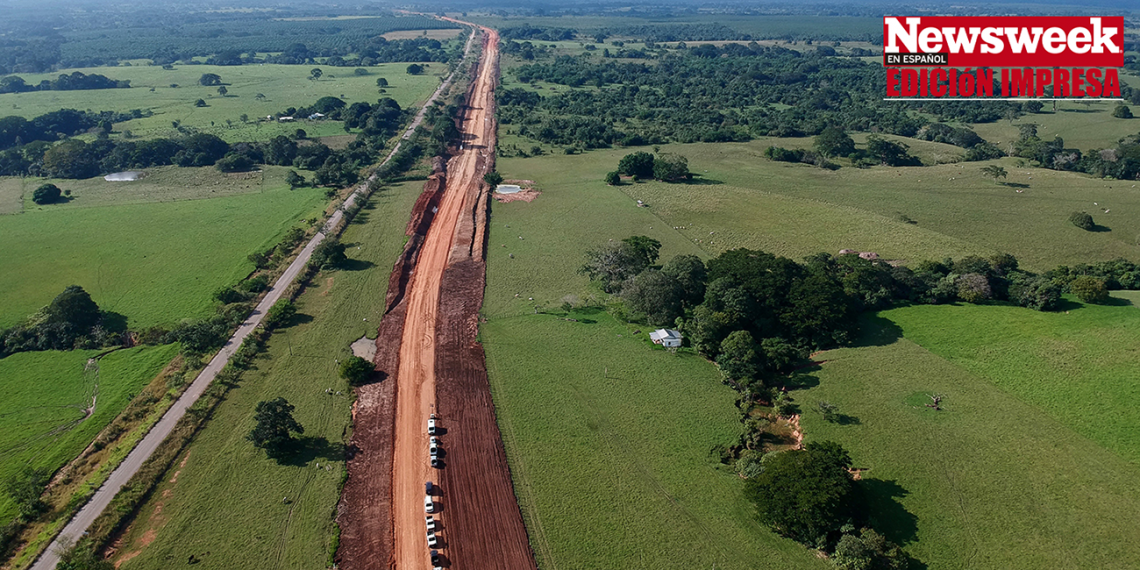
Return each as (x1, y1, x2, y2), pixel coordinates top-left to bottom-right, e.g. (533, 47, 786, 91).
(109, 180, 422, 570)
(968, 99, 1139, 152)
(483, 151, 834, 568)
(0, 62, 449, 142)
(0, 345, 179, 521)
(487, 124, 1140, 568)
(484, 313, 825, 570)
(0, 167, 326, 328)
(496, 138, 1140, 271)
(882, 298, 1140, 465)
(796, 311, 1140, 569)
(0, 177, 23, 214)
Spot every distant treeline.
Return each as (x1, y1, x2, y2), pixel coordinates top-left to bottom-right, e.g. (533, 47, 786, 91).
(203, 37, 460, 67)
(0, 97, 410, 185)
(0, 71, 129, 94)
(0, 15, 460, 73)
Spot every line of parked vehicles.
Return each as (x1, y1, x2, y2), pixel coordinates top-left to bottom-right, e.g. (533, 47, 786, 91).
(424, 413, 444, 569)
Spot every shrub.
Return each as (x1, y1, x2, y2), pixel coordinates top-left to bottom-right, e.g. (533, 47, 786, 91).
(1069, 211, 1095, 230)
(483, 171, 503, 186)
(1070, 276, 1109, 304)
(604, 171, 620, 185)
(32, 183, 62, 204)
(1112, 105, 1133, 119)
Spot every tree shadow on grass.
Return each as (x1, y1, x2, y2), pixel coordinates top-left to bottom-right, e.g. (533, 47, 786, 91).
(282, 312, 315, 328)
(339, 258, 376, 271)
(101, 311, 129, 333)
(275, 436, 346, 466)
(860, 478, 919, 546)
(1087, 224, 1111, 233)
(676, 175, 724, 185)
(853, 314, 903, 348)
(1105, 295, 1134, 307)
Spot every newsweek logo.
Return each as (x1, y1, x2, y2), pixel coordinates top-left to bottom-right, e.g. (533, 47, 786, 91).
(883, 16, 1123, 99)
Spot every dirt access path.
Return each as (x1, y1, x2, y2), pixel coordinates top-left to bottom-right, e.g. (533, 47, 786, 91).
(338, 19, 535, 570)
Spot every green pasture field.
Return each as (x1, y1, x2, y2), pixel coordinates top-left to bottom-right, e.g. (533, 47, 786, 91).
(487, 134, 1140, 568)
(484, 152, 827, 569)
(0, 62, 449, 142)
(0, 177, 22, 214)
(968, 98, 1139, 153)
(483, 313, 824, 570)
(882, 298, 1140, 465)
(14, 165, 296, 210)
(0, 344, 179, 521)
(797, 311, 1140, 569)
(495, 138, 1140, 272)
(110, 180, 422, 570)
(0, 166, 326, 329)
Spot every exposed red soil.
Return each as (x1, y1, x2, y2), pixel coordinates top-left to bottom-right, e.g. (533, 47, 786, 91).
(339, 22, 535, 570)
(492, 189, 540, 203)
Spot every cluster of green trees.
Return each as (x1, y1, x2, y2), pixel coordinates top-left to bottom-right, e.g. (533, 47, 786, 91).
(0, 72, 129, 94)
(766, 129, 922, 169)
(607, 151, 690, 182)
(583, 242, 1126, 394)
(744, 441, 909, 567)
(498, 47, 1029, 150)
(0, 108, 148, 152)
(1010, 126, 1140, 181)
(260, 37, 459, 67)
(0, 96, 407, 182)
(0, 286, 122, 357)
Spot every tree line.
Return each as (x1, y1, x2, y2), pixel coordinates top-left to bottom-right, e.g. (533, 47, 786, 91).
(0, 72, 129, 94)
(0, 96, 409, 183)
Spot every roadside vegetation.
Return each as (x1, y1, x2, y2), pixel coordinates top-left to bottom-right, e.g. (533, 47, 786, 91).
(106, 180, 422, 570)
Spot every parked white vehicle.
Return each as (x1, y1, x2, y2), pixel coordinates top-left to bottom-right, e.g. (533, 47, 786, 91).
(424, 495, 434, 513)
(427, 530, 438, 547)
(426, 515, 436, 531)
(428, 414, 437, 435)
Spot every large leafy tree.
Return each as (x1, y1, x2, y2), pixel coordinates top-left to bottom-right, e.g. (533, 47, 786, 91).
(744, 441, 857, 545)
(247, 398, 304, 457)
(47, 285, 101, 331)
(814, 126, 856, 158)
(617, 151, 655, 178)
(621, 270, 684, 326)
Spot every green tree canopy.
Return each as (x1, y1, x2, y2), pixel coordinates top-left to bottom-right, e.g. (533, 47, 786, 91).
(47, 285, 101, 331)
(744, 441, 857, 545)
(617, 151, 655, 178)
(621, 270, 684, 326)
(32, 183, 61, 204)
(339, 356, 375, 386)
(814, 127, 856, 158)
(1069, 211, 1095, 231)
(1070, 275, 1109, 304)
(652, 153, 689, 181)
(247, 397, 304, 457)
(198, 73, 222, 86)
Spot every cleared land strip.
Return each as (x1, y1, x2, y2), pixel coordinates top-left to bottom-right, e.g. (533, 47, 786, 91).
(29, 32, 475, 570)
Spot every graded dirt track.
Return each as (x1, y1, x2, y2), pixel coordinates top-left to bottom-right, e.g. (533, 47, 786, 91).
(339, 22, 535, 570)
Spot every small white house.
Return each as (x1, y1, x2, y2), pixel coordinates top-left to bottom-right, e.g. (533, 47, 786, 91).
(307, 112, 326, 120)
(649, 329, 683, 348)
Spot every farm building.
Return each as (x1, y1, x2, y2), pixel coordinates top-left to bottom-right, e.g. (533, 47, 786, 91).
(649, 329, 683, 348)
